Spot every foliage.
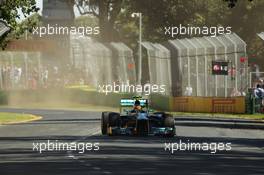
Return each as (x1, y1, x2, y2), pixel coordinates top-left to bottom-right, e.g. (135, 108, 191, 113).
(75, 0, 122, 41)
(0, 0, 39, 48)
(224, 0, 254, 8)
(1, 0, 264, 69)
(115, 0, 263, 68)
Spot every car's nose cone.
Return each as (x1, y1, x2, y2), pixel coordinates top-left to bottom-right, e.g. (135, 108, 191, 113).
(137, 113, 148, 120)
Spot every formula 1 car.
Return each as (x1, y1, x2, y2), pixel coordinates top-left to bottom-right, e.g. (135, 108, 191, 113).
(101, 96, 175, 137)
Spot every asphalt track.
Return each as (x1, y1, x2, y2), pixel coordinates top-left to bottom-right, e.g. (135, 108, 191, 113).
(0, 108, 263, 175)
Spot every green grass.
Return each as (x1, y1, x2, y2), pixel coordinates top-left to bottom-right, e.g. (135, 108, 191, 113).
(0, 112, 41, 124)
(169, 112, 264, 120)
(66, 85, 96, 91)
(1, 102, 263, 122)
(236, 114, 264, 120)
(0, 102, 119, 112)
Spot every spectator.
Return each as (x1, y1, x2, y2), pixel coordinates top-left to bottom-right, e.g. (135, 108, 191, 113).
(231, 88, 241, 97)
(254, 84, 264, 99)
(184, 86, 193, 96)
(253, 84, 264, 113)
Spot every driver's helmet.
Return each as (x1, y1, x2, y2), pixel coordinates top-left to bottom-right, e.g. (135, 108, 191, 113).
(134, 99, 142, 110)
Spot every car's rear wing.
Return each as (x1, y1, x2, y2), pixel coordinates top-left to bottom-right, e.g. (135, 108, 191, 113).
(120, 99, 148, 107)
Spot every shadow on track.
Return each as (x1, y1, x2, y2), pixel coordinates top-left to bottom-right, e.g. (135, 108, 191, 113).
(0, 134, 263, 175)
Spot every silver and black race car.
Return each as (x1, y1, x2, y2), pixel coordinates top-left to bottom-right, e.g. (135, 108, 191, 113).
(101, 96, 175, 137)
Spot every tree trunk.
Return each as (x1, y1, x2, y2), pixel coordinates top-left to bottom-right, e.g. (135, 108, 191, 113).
(98, 0, 122, 42)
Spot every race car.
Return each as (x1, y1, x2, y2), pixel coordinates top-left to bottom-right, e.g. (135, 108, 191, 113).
(101, 96, 175, 137)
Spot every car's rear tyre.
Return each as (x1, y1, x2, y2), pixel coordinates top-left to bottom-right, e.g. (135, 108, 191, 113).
(101, 112, 109, 135)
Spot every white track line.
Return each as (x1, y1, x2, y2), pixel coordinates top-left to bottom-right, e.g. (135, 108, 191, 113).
(66, 126, 101, 160)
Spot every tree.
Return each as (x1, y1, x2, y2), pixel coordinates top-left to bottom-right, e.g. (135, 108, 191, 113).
(75, 0, 122, 42)
(224, 0, 254, 8)
(0, 0, 39, 48)
(221, 0, 264, 68)
(73, 0, 257, 44)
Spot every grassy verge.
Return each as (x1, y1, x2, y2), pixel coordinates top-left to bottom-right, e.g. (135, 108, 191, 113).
(66, 85, 96, 91)
(0, 112, 42, 125)
(0, 102, 119, 112)
(169, 112, 264, 121)
(2, 103, 263, 121)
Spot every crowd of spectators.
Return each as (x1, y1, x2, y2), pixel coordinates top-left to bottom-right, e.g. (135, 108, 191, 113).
(0, 64, 87, 90)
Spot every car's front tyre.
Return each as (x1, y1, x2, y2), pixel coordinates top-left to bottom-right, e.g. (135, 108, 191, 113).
(164, 115, 175, 137)
(101, 112, 110, 135)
